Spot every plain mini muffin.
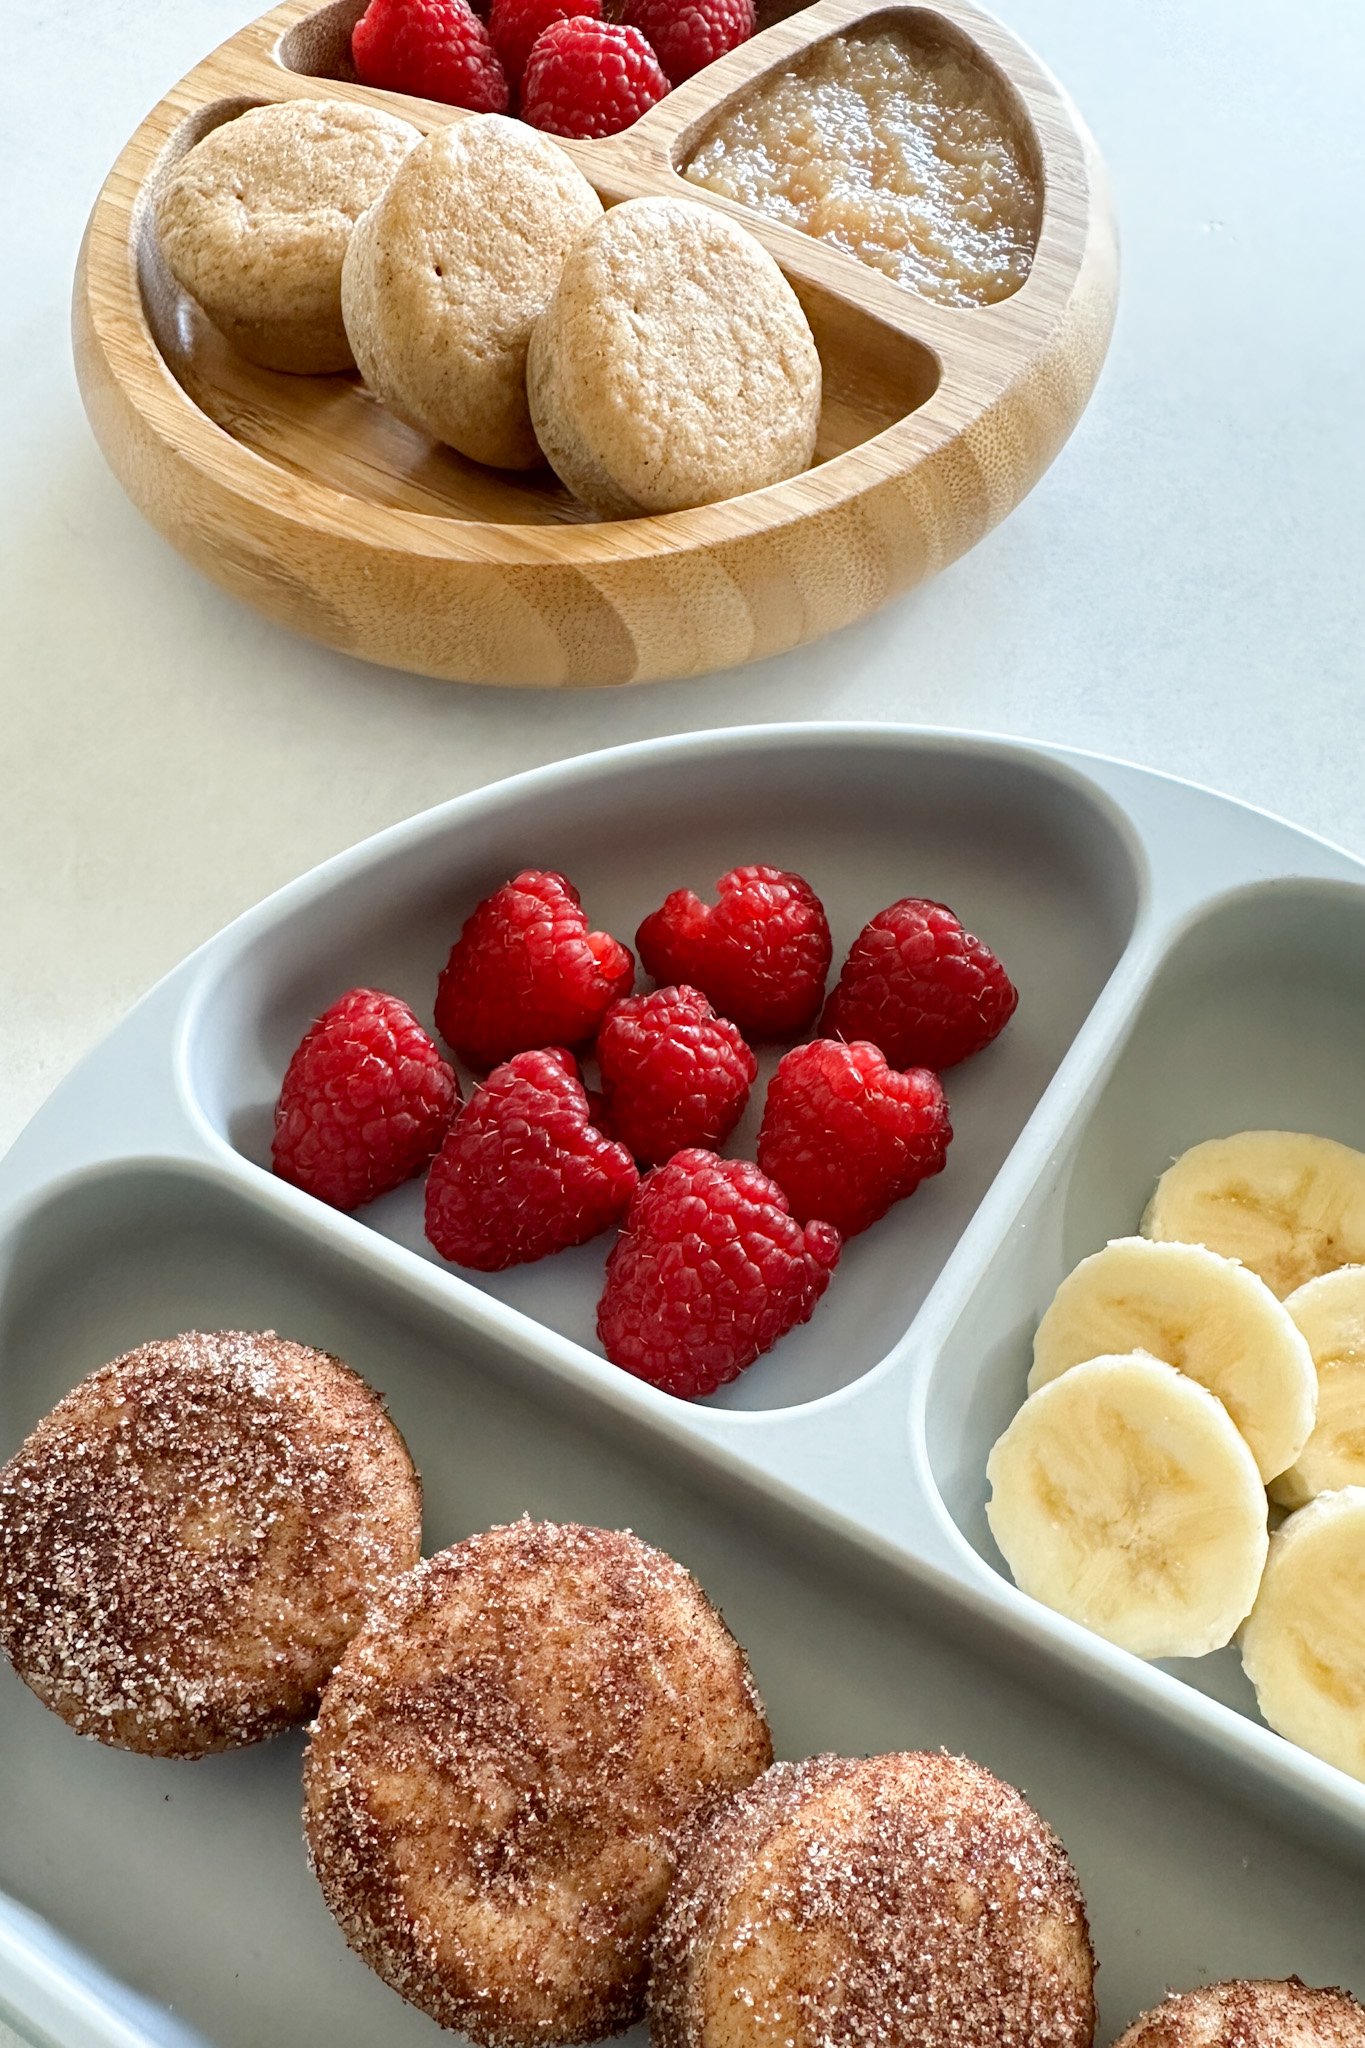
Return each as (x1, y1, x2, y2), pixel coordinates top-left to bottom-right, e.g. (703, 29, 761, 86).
(649, 1751, 1096, 2048)
(156, 99, 421, 373)
(341, 116, 603, 470)
(1112, 1979, 1365, 2046)
(527, 195, 822, 517)
(0, 1330, 422, 1758)
(304, 1519, 772, 2046)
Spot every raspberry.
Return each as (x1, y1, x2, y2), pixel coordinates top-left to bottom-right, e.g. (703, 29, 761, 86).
(490, 0, 600, 83)
(622, 0, 753, 84)
(635, 866, 831, 1040)
(521, 18, 670, 138)
(272, 988, 459, 1212)
(597, 1150, 840, 1398)
(435, 869, 634, 1071)
(425, 1047, 637, 1269)
(596, 984, 757, 1165)
(352, 0, 509, 109)
(821, 898, 1018, 1070)
(756, 1039, 951, 1237)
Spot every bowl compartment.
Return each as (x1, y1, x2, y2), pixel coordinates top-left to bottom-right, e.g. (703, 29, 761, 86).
(132, 103, 939, 530)
(675, 5, 1043, 305)
(275, 0, 821, 89)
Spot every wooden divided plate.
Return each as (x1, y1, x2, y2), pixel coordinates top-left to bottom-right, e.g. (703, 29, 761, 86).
(73, 0, 1117, 686)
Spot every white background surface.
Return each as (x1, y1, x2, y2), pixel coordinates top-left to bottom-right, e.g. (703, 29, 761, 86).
(0, 4, 1363, 2042)
(2, 0, 1363, 1155)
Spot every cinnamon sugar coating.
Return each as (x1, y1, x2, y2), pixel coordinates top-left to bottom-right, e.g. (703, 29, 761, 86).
(303, 1519, 772, 2046)
(649, 1751, 1095, 2048)
(1113, 1978, 1365, 2046)
(0, 1330, 421, 1758)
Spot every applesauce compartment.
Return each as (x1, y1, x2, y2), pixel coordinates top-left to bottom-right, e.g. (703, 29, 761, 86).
(185, 734, 1141, 1411)
(7, 1161, 1365, 2044)
(133, 98, 938, 529)
(679, 7, 1043, 308)
(924, 877, 1365, 1722)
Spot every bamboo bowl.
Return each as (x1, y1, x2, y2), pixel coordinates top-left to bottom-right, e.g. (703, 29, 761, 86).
(73, 0, 1117, 686)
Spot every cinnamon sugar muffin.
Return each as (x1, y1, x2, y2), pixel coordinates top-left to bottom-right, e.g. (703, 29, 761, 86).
(0, 1330, 421, 1758)
(649, 1751, 1096, 2048)
(1113, 1979, 1365, 2046)
(156, 100, 421, 373)
(303, 1519, 772, 2046)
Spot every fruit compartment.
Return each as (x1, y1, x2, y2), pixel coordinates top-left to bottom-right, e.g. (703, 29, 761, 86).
(183, 732, 1141, 1411)
(274, 0, 817, 90)
(924, 876, 1365, 1726)
(3, 1159, 1363, 2048)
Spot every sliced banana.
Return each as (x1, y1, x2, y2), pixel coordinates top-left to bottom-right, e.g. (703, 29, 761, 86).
(1240, 1487, 1365, 1784)
(1269, 1266, 1365, 1508)
(986, 1352, 1268, 1662)
(1029, 1236, 1316, 1484)
(1142, 1130, 1365, 1299)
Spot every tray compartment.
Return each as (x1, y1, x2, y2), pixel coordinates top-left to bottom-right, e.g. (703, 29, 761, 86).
(2, 1159, 1363, 2048)
(923, 877, 1365, 1723)
(184, 736, 1141, 1409)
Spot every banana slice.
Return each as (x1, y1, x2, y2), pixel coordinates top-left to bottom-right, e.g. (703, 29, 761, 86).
(1269, 1266, 1365, 1509)
(986, 1353, 1268, 1661)
(1029, 1236, 1316, 1483)
(1142, 1130, 1365, 1299)
(1240, 1487, 1365, 1783)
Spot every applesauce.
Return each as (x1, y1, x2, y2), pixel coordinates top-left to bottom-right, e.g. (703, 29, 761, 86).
(683, 26, 1040, 307)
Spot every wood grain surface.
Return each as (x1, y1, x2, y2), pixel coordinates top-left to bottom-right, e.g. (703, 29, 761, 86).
(72, 0, 1118, 686)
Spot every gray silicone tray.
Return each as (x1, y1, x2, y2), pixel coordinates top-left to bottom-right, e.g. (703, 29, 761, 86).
(3, 725, 1365, 2048)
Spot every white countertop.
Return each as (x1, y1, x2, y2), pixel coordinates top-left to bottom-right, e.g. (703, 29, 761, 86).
(3, 0, 1363, 1152)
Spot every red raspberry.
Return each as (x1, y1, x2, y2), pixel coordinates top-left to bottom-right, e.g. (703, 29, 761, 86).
(435, 870, 633, 1071)
(821, 898, 1018, 1070)
(352, 0, 509, 109)
(521, 18, 670, 138)
(757, 1039, 951, 1237)
(272, 988, 459, 1212)
(635, 866, 831, 1040)
(596, 984, 756, 1165)
(425, 1047, 637, 1269)
(622, 0, 753, 83)
(597, 1150, 840, 1398)
(490, 0, 600, 83)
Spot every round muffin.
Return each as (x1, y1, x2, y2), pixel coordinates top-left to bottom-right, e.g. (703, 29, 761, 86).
(649, 1751, 1096, 2048)
(527, 195, 822, 517)
(156, 99, 421, 373)
(341, 116, 603, 469)
(1112, 1979, 1365, 2045)
(0, 1330, 421, 1758)
(303, 1519, 772, 2046)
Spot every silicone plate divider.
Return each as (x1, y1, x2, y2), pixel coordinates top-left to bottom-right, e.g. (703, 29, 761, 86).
(3, 725, 1365, 2047)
